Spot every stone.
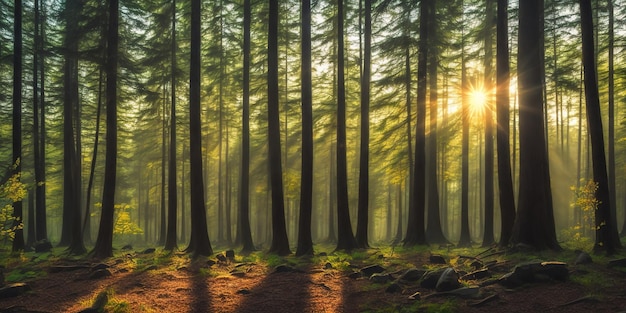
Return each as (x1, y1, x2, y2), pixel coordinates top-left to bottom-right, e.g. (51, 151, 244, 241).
(91, 263, 110, 272)
(369, 273, 392, 284)
(0, 283, 31, 299)
(429, 255, 447, 264)
(324, 262, 333, 269)
(385, 283, 402, 293)
(538, 262, 568, 281)
(574, 252, 592, 265)
(447, 286, 481, 298)
(207, 259, 216, 267)
(420, 268, 447, 289)
(88, 269, 112, 280)
(121, 244, 133, 250)
(360, 264, 385, 277)
(435, 268, 461, 292)
(225, 250, 235, 259)
(34, 240, 52, 253)
(274, 265, 294, 273)
(140, 248, 156, 254)
(399, 268, 427, 282)
(348, 272, 361, 279)
(216, 254, 227, 263)
(608, 258, 626, 268)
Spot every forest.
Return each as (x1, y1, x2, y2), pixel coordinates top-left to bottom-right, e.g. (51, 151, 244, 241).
(2, 0, 626, 311)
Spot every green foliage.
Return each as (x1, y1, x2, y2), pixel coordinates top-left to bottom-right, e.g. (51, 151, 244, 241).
(0, 172, 25, 246)
(112, 203, 143, 239)
(560, 180, 598, 251)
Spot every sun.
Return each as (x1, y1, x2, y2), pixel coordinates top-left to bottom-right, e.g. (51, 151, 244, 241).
(467, 87, 488, 117)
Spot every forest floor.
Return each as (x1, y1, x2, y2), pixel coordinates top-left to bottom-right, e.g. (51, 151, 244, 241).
(1, 244, 626, 313)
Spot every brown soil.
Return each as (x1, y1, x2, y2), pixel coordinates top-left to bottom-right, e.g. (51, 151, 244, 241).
(1, 250, 626, 313)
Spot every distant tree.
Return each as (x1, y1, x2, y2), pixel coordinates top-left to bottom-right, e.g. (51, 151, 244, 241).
(237, 0, 255, 254)
(295, 0, 314, 257)
(496, 0, 515, 247)
(458, 32, 471, 247)
(92, 0, 119, 259)
(510, 0, 560, 250)
(268, 0, 291, 256)
(355, 0, 371, 249)
(579, 0, 617, 255)
(425, 0, 447, 245)
(606, 0, 620, 249)
(164, 0, 178, 251)
(405, 0, 428, 246)
(482, 0, 495, 247)
(186, 0, 213, 257)
(335, 0, 357, 251)
(62, 0, 85, 255)
(32, 0, 48, 243)
(11, 0, 24, 252)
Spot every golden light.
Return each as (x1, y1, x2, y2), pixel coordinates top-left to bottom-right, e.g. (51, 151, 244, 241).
(468, 87, 488, 117)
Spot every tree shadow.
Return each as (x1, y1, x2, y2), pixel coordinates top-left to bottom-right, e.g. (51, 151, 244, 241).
(234, 265, 313, 313)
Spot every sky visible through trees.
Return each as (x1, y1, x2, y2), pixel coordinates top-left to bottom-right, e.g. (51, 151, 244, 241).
(1, 0, 626, 255)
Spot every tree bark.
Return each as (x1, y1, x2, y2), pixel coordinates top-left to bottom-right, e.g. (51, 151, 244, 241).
(268, 0, 291, 256)
(296, 0, 314, 257)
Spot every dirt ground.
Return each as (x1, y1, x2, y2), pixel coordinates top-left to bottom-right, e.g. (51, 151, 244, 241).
(1, 249, 626, 313)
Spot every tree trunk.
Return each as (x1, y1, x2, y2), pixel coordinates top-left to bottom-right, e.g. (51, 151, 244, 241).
(511, 0, 560, 251)
(237, 0, 254, 253)
(335, 0, 357, 251)
(355, 0, 371, 249)
(405, 0, 428, 247)
(92, 0, 118, 259)
(496, 0, 515, 247)
(579, 0, 617, 255)
(164, 0, 178, 251)
(268, 0, 291, 256)
(482, 0, 495, 247)
(186, 0, 213, 257)
(458, 37, 471, 247)
(296, 0, 314, 257)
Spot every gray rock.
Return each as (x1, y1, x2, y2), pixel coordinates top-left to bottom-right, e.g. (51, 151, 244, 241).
(421, 268, 447, 289)
(216, 254, 227, 263)
(0, 283, 31, 299)
(225, 250, 235, 259)
(324, 262, 333, 269)
(140, 248, 156, 254)
(360, 264, 385, 277)
(399, 268, 427, 282)
(429, 255, 447, 264)
(574, 252, 592, 265)
(274, 265, 294, 273)
(369, 273, 392, 284)
(121, 244, 133, 250)
(88, 269, 112, 280)
(385, 283, 402, 293)
(435, 267, 461, 292)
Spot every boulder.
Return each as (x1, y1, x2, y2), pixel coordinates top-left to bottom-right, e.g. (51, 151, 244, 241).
(435, 268, 461, 292)
(574, 252, 592, 265)
(140, 248, 156, 254)
(385, 283, 402, 293)
(121, 244, 133, 250)
(360, 265, 385, 277)
(429, 255, 447, 264)
(0, 283, 31, 299)
(399, 268, 427, 282)
(34, 240, 52, 253)
(420, 268, 447, 289)
(369, 273, 392, 284)
(88, 269, 112, 280)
